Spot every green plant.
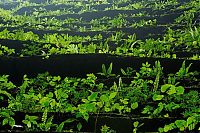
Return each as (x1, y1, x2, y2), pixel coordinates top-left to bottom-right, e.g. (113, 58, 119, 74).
(153, 61, 163, 91)
(158, 114, 200, 132)
(0, 75, 16, 101)
(56, 118, 76, 132)
(97, 63, 116, 78)
(0, 59, 199, 132)
(137, 62, 153, 78)
(0, 109, 15, 128)
(109, 15, 127, 28)
(0, 45, 15, 56)
(133, 121, 144, 133)
(121, 67, 135, 77)
(166, 75, 179, 86)
(37, 109, 56, 131)
(101, 125, 116, 133)
(175, 10, 195, 27)
(161, 84, 184, 95)
(110, 31, 124, 41)
(22, 115, 38, 131)
(22, 112, 57, 131)
(98, 41, 110, 53)
(176, 61, 193, 79)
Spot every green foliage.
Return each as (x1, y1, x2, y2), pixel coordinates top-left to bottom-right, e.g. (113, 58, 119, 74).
(97, 63, 116, 78)
(0, 45, 15, 56)
(161, 84, 184, 95)
(0, 109, 15, 128)
(56, 118, 76, 132)
(133, 121, 144, 133)
(153, 94, 164, 101)
(38, 110, 55, 131)
(159, 115, 200, 132)
(101, 125, 116, 133)
(176, 61, 193, 79)
(121, 67, 135, 77)
(0, 60, 199, 132)
(22, 115, 38, 129)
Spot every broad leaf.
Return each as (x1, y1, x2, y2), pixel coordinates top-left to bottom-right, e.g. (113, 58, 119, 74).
(88, 92, 98, 101)
(176, 86, 184, 95)
(161, 84, 171, 93)
(131, 102, 138, 110)
(100, 95, 109, 102)
(109, 92, 117, 99)
(77, 122, 82, 131)
(133, 121, 139, 128)
(175, 120, 187, 128)
(167, 86, 176, 95)
(153, 94, 164, 101)
(187, 117, 195, 126)
(9, 117, 15, 128)
(56, 118, 76, 132)
(2, 118, 8, 126)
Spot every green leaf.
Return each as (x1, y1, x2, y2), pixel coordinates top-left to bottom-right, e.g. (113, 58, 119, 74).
(56, 118, 76, 132)
(121, 68, 127, 75)
(113, 103, 120, 109)
(64, 118, 76, 124)
(83, 113, 89, 121)
(0, 96, 3, 100)
(56, 122, 64, 132)
(164, 125, 171, 132)
(161, 84, 171, 92)
(0, 90, 13, 100)
(153, 102, 163, 115)
(102, 64, 106, 74)
(164, 114, 169, 118)
(167, 86, 176, 95)
(175, 120, 186, 128)
(153, 94, 164, 101)
(188, 123, 195, 131)
(158, 127, 164, 133)
(2, 118, 8, 126)
(133, 121, 139, 128)
(29, 115, 38, 121)
(109, 92, 117, 100)
(88, 92, 98, 101)
(82, 99, 88, 103)
(62, 92, 68, 99)
(77, 122, 82, 131)
(86, 103, 96, 112)
(187, 117, 195, 126)
(121, 99, 128, 104)
(46, 116, 54, 124)
(131, 102, 138, 110)
(22, 120, 28, 124)
(185, 63, 192, 74)
(107, 63, 113, 75)
(163, 123, 175, 132)
(100, 95, 109, 102)
(176, 86, 184, 95)
(27, 121, 31, 128)
(0, 111, 9, 117)
(9, 117, 15, 128)
(180, 127, 185, 131)
(97, 102, 103, 108)
(47, 92, 54, 98)
(39, 97, 50, 107)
